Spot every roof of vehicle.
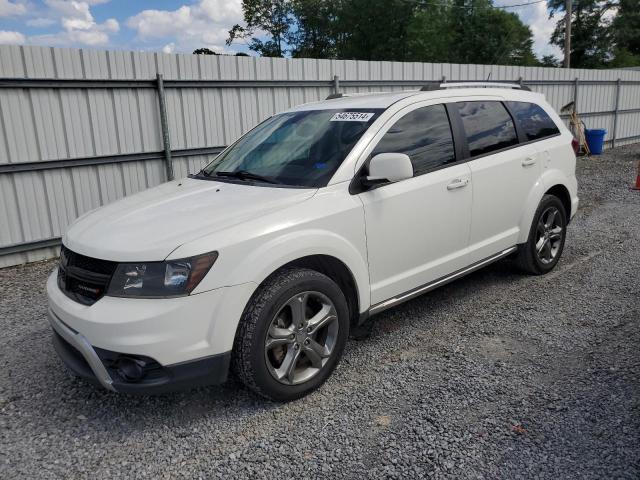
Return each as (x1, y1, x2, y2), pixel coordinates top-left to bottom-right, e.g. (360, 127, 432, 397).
(287, 84, 545, 112)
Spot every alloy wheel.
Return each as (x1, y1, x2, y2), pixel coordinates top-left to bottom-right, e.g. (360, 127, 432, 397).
(264, 291, 339, 385)
(535, 206, 564, 265)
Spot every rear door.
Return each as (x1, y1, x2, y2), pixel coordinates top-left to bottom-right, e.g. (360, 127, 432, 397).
(455, 100, 542, 263)
(506, 100, 563, 177)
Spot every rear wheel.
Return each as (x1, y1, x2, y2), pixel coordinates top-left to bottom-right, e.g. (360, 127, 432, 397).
(232, 268, 349, 401)
(515, 194, 567, 275)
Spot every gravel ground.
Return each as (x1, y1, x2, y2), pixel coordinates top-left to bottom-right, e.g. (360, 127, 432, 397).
(1, 146, 639, 479)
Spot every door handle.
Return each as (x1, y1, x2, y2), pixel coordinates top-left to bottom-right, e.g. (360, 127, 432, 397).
(447, 178, 469, 190)
(522, 157, 536, 167)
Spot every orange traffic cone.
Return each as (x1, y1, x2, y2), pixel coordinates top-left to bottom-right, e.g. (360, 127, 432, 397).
(633, 161, 640, 191)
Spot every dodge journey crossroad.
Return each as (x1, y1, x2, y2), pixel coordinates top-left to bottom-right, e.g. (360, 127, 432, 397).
(48, 82, 579, 401)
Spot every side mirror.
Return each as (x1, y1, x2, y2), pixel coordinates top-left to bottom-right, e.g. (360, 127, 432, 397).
(366, 153, 413, 185)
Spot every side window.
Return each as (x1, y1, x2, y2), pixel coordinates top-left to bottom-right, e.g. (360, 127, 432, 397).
(507, 101, 560, 141)
(457, 101, 519, 157)
(372, 104, 455, 176)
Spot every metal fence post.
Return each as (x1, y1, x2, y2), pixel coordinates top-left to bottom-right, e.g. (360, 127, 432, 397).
(612, 78, 621, 149)
(156, 73, 174, 181)
(333, 75, 340, 95)
(573, 77, 579, 111)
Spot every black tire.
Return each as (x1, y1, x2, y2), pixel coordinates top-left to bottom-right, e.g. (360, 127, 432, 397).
(514, 194, 567, 275)
(232, 268, 350, 401)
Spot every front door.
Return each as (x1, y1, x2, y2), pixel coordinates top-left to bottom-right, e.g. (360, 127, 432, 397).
(357, 103, 473, 306)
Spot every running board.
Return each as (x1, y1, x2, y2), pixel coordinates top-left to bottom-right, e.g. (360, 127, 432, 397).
(369, 246, 517, 315)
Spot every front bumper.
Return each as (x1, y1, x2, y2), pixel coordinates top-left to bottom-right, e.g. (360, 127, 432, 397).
(49, 308, 230, 394)
(49, 307, 116, 391)
(46, 269, 258, 393)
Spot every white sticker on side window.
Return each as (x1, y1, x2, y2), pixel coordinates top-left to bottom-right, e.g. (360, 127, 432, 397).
(330, 112, 375, 122)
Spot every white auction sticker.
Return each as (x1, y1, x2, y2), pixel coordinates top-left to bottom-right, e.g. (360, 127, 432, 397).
(330, 112, 375, 122)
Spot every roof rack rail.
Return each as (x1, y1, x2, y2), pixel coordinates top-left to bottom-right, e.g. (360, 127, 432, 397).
(420, 83, 442, 91)
(325, 93, 347, 100)
(420, 81, 531, 92)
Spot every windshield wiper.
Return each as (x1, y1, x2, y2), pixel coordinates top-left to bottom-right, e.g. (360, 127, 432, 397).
(214, 170, 278, 184)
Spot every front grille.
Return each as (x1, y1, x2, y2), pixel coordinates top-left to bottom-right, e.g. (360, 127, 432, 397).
(58, 246, 117, 305)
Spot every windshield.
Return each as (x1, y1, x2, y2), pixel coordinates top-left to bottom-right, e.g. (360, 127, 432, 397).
(200, 109, 382, 187)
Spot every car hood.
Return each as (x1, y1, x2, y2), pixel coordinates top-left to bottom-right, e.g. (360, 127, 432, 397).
(63, 177, 317, 261)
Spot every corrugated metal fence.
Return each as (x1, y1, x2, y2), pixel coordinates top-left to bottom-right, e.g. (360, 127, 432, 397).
(1, 45, 640, 268)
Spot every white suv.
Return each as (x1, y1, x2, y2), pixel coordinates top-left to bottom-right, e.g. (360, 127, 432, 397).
(47, 83, 578, 401)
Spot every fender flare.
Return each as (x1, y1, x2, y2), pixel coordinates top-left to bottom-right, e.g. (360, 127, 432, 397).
(223, 229, 371, 312)
(517, 169, 573, 244)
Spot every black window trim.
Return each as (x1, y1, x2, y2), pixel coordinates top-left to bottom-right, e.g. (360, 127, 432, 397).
(445, 102, 469, 159)
(502, 100, 527, 144)
(349, 98, 564, 194)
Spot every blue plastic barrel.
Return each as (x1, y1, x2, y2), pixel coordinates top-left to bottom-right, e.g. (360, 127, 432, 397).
(585, 128, 607, 155)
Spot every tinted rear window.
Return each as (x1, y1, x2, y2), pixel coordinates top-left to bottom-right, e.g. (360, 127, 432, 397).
(457, 101, 519, 157)
(507, 101, 560, 141)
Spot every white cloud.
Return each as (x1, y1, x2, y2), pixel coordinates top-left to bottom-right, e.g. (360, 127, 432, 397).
(45, 0, 93, 29)
(29, 0, 118, 47)
(198, 0, 243, 22)
(26, 17, 57, 27)
(0, 0, 26, 17)
(30, 21, 118, 46)
(525, 2, 563, 58)
(102, 17, 118, 32)
(0, 30, 26, 44)
(162, 42, 175, 54)
(127, 0, 243, 53)
(496, 0, 562, 59)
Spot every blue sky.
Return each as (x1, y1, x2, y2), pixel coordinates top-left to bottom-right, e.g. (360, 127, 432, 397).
(0, 0, 561, 58)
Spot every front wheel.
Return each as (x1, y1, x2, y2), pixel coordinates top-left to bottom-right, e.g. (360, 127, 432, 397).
(232, 268, 349, 401)
(514, 194, 567, 275)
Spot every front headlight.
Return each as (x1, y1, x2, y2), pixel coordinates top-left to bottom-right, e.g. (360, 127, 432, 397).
(106, 252, 218, 298)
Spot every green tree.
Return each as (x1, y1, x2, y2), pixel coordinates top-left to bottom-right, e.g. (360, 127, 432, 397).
(407, 0, 538, 65)
(193, 48, 218, 55)
(540, 54, 561, 66)
(227, 0, 294, 57)
(548, 0, 616, 68)
(289, 0, 339, 58)
(333, 0, 415, 61)
(405, 1, 453, 63)
(610, 47, 640, 67)
(230, 0, 540, 66)
(611, 0, 640, 66)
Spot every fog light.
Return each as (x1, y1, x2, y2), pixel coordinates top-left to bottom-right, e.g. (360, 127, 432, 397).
(115, 357, 146, 382)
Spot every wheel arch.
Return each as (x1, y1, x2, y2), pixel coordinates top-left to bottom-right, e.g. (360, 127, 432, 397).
(264, 255, 361, 328)
(544, 183, 571, 221)
(517, 175, 574, 244)
(205, 251, 364, 366)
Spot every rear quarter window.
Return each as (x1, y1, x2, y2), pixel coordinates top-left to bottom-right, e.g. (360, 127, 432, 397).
(506, 101, 560, 141)
(456, 101, 519, 157)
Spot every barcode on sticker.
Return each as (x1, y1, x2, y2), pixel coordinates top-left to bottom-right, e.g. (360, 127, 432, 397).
(330, 112, 375, 122)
